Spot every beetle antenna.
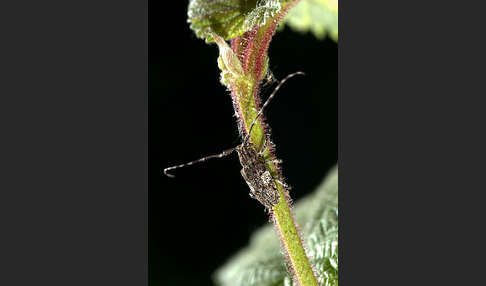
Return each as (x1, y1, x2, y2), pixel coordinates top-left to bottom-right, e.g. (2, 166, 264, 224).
(164, 147, 236, 178)
(247, 71, 305, 139)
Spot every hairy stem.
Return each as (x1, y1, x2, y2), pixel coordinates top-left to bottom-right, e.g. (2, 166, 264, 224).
(226, 3, 318, 285)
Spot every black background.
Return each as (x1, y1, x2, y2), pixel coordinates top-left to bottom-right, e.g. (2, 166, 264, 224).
(149, 2, 337, 285)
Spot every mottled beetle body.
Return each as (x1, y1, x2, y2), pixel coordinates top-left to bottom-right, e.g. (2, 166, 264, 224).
(164, 72, 304, 209)
(236, 142, 280, 208)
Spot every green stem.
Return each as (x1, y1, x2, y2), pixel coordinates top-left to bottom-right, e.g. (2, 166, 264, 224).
(273, 198, 317, 286)
(226, 3, 318, 285)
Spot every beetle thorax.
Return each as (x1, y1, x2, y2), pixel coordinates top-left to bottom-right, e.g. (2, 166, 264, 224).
(236, 142, 258, 167)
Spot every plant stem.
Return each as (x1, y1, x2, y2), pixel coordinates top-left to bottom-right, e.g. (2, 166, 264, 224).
(227, 3, 318, 285)
(272, 198, 318, 286)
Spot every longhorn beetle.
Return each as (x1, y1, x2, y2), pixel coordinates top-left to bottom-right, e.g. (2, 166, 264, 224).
(164, 72, 304, 208)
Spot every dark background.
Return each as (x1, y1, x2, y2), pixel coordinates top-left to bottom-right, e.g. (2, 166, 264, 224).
(149, 2, 337, 285)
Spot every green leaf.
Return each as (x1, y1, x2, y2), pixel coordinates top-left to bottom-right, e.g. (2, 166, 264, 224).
(188, 0, 294, 42)
(213, 166, 338, 286)
(280, 0, 338, 42)
(210, 33, 248, 88)
(242, 0, 282, 31)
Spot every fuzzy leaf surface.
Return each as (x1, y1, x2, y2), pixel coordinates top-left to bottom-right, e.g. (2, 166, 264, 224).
(188, 0, 294, 42)
(213, 166, 338, 286)
(280, 0, 338, 41)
